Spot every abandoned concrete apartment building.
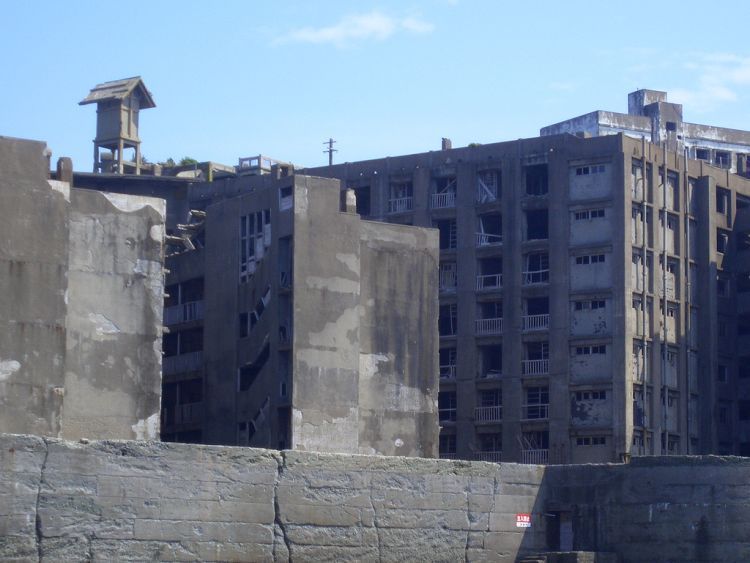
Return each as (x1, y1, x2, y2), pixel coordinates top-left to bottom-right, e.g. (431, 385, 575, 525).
(73, 80, 750, 464)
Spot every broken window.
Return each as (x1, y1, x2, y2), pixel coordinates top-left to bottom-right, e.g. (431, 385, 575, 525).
(432, 176, 457, 208)
(439, 303, 458, 337)
(238, 342, 270, 391)
(438, 391, 457, 422)
(523, 253, 549, 284)
(240, 209, 271, 282)
(352, 185, 371, 216)
(439, 262, 457, 293)
(439, 348, 457, 379)
(477, 257, 503, 290)
(631, 162, 644, 201)
(479, 389, 502, 408)
(695, 148, 710, 161)
(388, 180, 413, 213)
(477, 213, 502, 246)
(476, 170, 500, 203)
(524, 387, 549, 419)
(525, 164, 548, 196)
(439, 433, 456, 457)
(717, 229, 729, 253)
(434, 219, 457, 250)
(478, 433, 502, 453)
(478, 345, 502, 379)
(716, 187, 730, 216)
(279, 185, 293, 211)
(525, 208, 548, 240)
(714, 151, 731, 169)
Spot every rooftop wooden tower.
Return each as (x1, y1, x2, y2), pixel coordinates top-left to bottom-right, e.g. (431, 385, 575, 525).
(80, 77, 155, 175)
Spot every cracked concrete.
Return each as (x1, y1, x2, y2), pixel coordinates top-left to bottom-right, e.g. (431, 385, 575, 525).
(4, 434, 750, 561)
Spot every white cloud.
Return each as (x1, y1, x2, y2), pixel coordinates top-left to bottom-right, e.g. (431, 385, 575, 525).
(670, 52, 750, 113)
(274, 11, 433, 47)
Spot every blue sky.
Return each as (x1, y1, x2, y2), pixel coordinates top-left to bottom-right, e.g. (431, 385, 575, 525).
(3, 1, 749, 170)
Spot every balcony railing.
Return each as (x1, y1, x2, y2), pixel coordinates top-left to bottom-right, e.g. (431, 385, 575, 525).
(163, 351, 203, 376)
(521, 449, 549, 465)
(476, 317, 503, 335)
(476, 232, 503, 247)
(522, 314, 549, 332)
(388, 196, 413, 214)
(439, 452, 457, 460)
(475, 405, 503, 423)
(164, 300, 205, 326)
(439, 364, 456, 380)
(477, 369, 502, 380)
(522, 270, 549, 285)
(474, 451, 502, 463)
(522, 359, 549, 376)
(476, 274, 502, 291)
(432, 191, 456, 209)
(522, 403, 549, 420)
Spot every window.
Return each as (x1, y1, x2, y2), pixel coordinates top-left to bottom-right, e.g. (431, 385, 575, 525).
(717, 276, 730, 297)
(575, 164, 606, 175)
(525, 164, 549, 195)
(438, 391, 457, 422)
(478, 433, 503, 453)
(526, 209, 548, 240)
(696, 148, 710, 161)
(575, 345, 606, 355)
(439, 304, 458, 337)
(524, 253, 549, 284)
(739, 400, 750, 421)
(574, 208, 605, 220)
(718, 364, 728, 383)
(479, 389, 502, 408)
(439, 433, 457, 457)
(435, 219, 457, 250)
(240, 209, 271, 282)
(576, 254, 605, 265)
(576, 436, 606, 446)
(238, 343, 270, 391)
(666, 121, 677, 132)
(716, 187, 730, 215)
(717, 229, 730, 254)
(574, 299, 606, 311)
(575, 390, 607, 401)
(477, 170, 501, 203)
(524, 386, 549, 419)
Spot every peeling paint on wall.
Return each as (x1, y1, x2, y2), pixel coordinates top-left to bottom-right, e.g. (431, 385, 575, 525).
(102, 192, 165, 215)
(305, 276, 359, 294)
(0, 359, 21, 381)
(335, 252, 359, 274)
(359, 353, 390, 380)
(87, 313, 120, 339)
(131, 412, 160, 440)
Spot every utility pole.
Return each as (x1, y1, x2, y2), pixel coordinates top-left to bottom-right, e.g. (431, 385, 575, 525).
(323, 138, 337, 166)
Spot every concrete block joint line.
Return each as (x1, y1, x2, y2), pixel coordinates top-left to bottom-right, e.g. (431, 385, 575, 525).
(4, 433, 750, 562)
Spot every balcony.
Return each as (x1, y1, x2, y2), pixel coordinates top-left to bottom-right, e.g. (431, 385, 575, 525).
(164, 300, 205, 326)
(432, 192, 456, 209)
(163, 351, 203, 376)
(439, 364, 456, 380)
(521, 449, 549, 465)
(476, 317, 503, 335)
(475, 405, 503, 423)
(523, 270, 549, 285)
(474, 451, 502, 463)
(476, 232, 503, 247)
(522, 403, 549, 420)
(163, 402, 204, 427)
(522, 314, 549, 332)
(476, 274, 502, 291)
(522, 359, 549, 376)
(388, 196, 413, 214)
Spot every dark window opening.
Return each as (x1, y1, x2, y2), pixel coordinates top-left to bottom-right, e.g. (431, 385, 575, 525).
(526, 296, 549, 315)
(354, 185, 371, 216)
(438, 391, 457, 422)
(239, 343, 270, 391)
(526, 208, 549, 240)
(478, 345, 502, 379)
(666, 121, 677, 132)
(526, 164, 548, 196)
(439, 304, 458, 337)
(434, 219, 457, 250)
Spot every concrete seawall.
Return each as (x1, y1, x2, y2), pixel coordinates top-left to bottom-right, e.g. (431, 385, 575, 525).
(2, 433, 750, 562)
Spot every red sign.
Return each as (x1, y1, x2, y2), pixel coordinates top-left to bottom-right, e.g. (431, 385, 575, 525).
(516, 513, 531, 528)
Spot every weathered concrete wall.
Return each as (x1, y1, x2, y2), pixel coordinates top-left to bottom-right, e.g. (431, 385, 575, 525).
(0, 136, 165, 441)
(357, 221, 439, 457)
(63, 190, 165, 441)
(292, 176, 363, 454)
(0, 433, 545, 562)
(4, 433, 750, 562)
(0, 137, 69, 437)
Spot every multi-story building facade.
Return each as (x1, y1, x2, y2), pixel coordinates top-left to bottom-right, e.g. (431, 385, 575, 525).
(159, 172, 440, 456)
(305, 131, 750, 464)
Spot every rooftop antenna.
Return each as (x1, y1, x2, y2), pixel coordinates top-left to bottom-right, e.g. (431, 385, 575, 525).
(323, 138, 338, 166)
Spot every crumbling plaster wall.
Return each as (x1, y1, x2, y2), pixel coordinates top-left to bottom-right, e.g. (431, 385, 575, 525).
(357, 221, 439, 457)
(0, 136, 164, 441)
(63, 189, 165, 441)
(0, 137, 69, 437)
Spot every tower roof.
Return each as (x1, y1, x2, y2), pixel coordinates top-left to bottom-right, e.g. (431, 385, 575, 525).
(79, 76, 156, 108)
